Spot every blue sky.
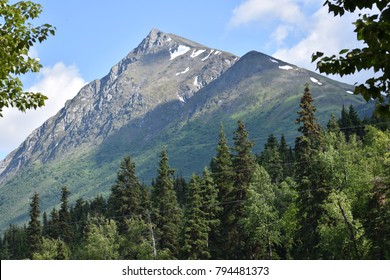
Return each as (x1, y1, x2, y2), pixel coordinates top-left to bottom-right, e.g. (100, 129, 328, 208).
(0, 0, 368, 160)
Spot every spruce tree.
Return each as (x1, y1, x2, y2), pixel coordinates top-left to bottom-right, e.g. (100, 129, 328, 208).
(47, 208, 60, 240)
(0, 239, 11, 260)
(181, 175, 210, 259)
(259, 134, 283, 183)
(27, 192, 42, 258)
(70, 198, 89, 245)
(151, 148, 182, 258)
(174, 175, 187, 208)
(200, 168, 221, 233)
(295, 84, 322, 158)
(232, 120, 256, 189)
(42, 211, 48, 237)
(58, 186, 73, 244)
(200, 167, 221, 257)
(279, 134, 294, 178)
(109, 156, 143, 233)
(210, 125, 235, 258)
(349, 104, 364, 140)
(294, 84, 325, 259)
(4, 225, 29, 259)
(230, 120, 256, 259)
(339, 105, 352, 141)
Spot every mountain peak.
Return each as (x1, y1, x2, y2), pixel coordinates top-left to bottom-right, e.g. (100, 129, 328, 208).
(135, 28, 171, 54)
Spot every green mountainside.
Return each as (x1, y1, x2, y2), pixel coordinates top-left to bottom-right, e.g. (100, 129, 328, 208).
(0, 29, 373, 229)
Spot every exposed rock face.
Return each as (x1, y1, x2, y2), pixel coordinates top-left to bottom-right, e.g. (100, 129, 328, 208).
(0, 29, 238, 184)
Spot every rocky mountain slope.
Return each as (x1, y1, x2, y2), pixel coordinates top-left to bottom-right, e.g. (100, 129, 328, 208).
(0, 29, 371, 229)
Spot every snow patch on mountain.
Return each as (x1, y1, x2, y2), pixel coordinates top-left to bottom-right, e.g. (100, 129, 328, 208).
(270, 59, 279, 63)
(201, 50, 214, 61)
(310, 77, 322, 85)
(177, 94, 185, 103)
(170, 45, 191, 60)
(191, 49, 206, 58)
(193, 76, 202, 88)
(176, 67, 190, 76)
(279, 65, 294, 70)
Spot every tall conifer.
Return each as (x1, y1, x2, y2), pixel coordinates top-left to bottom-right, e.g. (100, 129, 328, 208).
(230, 120, 256, 259)
(210, 125, 235, 258)
(294, 84, 325, 259)
(109, 156, 143, 233)
(151, 148, 182, 258)
(259, 134, 283, 183)
(58, 186, 73, 244)
(181, 175, 210, 259)
(27, 192, 42, 257)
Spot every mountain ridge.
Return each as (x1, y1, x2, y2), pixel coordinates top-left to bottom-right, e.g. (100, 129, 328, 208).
(0, 29, 372, 229)
(0, 28, 238, 184)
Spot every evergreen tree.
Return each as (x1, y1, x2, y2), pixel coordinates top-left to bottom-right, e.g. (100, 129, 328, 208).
(279, 134, 294, 178)
(58, 186, 73, 244)
(295, 84, 322, 159)
(151, 148, 182, 258)
(109, 156, 144, 233)
(339, 105, 353, 141)
(259, 134, 283, 183)
(210, 125, 235, 203)
(42, 211, 48, 237)
(70, 198, 89, 246)
(174, 175, 187, 208)
(200, 168, 221, 234)
(47, 208, 60, 240)
(0, 238, 11, 260)
(181, 175, 210, 259)
(230, 120, 256, 259)
(294, 84, 325, 259)
(232, 120, 256, 189)
(210, 125, 235, 258)
(89, 195, 107, 216)
(3, 225, 29, 259)
(349, 104, 364, 140)
(27, 192, 43, 258)
(327, 113, 340, 133)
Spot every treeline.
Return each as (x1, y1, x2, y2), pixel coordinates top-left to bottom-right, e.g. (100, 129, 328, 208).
(1, 85, 389, 260)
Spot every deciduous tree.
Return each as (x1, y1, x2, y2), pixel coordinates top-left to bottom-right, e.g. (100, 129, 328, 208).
(0, 0, 55, 116)
(312, 0, 390, 115)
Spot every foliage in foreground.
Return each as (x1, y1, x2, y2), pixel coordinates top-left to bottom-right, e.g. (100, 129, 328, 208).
(1, 86, 389, 260)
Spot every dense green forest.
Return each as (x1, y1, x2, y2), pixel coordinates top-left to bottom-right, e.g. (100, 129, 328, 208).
(1, 85, 389, 260)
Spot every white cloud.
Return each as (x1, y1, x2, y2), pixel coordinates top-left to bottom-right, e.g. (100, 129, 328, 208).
(272, 6, 373, 85)
(229, 0, 372, 85)
(229, 0, 305, 27)
(273, 7, 358, 67)
(0, 62, 86, 160)
(271, 25, 293, 46)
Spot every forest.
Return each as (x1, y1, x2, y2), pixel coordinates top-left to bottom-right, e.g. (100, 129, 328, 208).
(1, 85, 389, 260)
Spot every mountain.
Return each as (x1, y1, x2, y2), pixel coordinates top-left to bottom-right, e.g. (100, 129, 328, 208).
(0, 29, 372, 229)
